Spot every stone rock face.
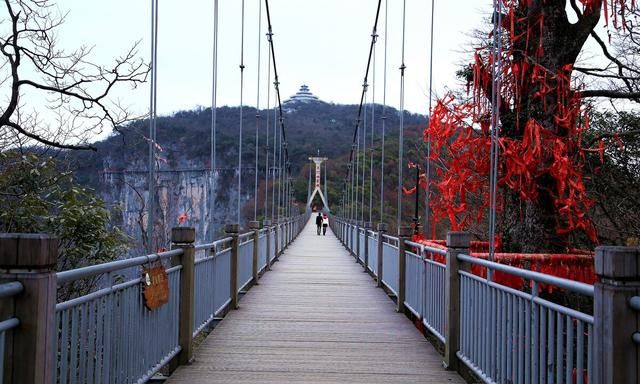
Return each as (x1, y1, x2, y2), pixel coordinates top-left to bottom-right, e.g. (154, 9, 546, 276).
(100, 157, 253, 254)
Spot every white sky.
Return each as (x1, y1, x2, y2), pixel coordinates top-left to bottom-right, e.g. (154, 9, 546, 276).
(60, 0, 492, 121)
(57, 0, 617, 135)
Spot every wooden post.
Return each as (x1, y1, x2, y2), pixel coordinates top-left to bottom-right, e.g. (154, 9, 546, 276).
(397, 226, 412, 313)
(248, 221, 260, 284)
(377, 223, 387, 288)
(170, 227, 196, 367)
(225, 224, 240, 309)
(594, 246, 640, 383)
(363, 222, 372, 272)
(444, 231, 471, 371)
(0, 234, 57, 384)
(264, 220, 272, 271)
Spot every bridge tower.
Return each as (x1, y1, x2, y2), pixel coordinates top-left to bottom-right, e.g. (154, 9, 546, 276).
(307, 156, 330, 212)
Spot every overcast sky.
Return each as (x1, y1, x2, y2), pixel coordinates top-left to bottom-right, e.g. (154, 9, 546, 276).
(59, 0, 492, 121)
(58, 0, 614, 135)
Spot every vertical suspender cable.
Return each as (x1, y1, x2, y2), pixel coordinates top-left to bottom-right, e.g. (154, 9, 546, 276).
(425, 0, 435, 238)
(369, 42, 376, 224)
(254, 0, 262, 220)
(380, 0, 388, 224)
(397, 0, 407, 230)
(237, 0, 246, 224)
(488, 0, 503, 266)
(355, 122, 360, 223)
(361, 84, 367, 223)
(147, 0, 158, 253)
(271, 88, 277, 220)
(264, 37, 271, 220)
(210, 0, 219, 240)
(347, 0, 382, 224)
(277, 113, 282, 222)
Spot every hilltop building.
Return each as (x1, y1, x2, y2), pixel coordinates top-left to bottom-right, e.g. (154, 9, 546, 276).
(284, 84, 320, 104)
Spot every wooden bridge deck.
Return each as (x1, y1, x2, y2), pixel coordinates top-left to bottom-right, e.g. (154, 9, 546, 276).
(166, 220, 465, 384)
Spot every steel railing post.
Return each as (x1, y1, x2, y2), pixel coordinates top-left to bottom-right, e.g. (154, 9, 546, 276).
(225, 224, 240, 309)
(0, 234, 57, 384)
(594, 246, 640, 383)
(397, 226, 412, 313)
(264, 220, 272, 271)
(355, 221, 361, 262)
(274, 221, 280, 259)
(444, 231, 471, 371)
(377, 223, 387, 288)
(248, 221, 260, 285)
(364, 222, 372, 272)
(170, 227, 196, 367)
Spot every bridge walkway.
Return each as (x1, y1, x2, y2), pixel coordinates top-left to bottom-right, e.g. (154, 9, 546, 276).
(166, 219, 464, 383)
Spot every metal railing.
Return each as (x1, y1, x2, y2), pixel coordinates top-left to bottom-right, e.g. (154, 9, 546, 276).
(457, 254, 593, 384)
(0, 213, 309, 384)
(330, 218, 638, 384)
(366, 230, 377, 274)
(381, 234, 399, 296)
(56, 249, 183, 384)
(193, 237, 233, 336)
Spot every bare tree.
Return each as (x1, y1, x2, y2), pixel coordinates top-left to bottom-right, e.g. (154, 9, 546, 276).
(0, 0, 149, 151)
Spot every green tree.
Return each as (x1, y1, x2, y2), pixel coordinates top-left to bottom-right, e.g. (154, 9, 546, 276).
(0, 152, 128, 300)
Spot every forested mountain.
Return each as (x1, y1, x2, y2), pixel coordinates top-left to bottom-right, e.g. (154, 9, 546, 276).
(65, 100, 428, 251)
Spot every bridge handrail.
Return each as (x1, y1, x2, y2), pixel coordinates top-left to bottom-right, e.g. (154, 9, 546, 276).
(56, 249, 183, 285)
(0, 281, 23, 299)
(194, 236, 233, 252)
(457, 253, 594, 297)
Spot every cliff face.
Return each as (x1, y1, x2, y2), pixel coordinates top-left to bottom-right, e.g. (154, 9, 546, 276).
(101, 160, 257, 254)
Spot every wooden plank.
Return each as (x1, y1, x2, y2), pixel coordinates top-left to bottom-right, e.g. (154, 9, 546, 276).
(166, 220, 465, 384)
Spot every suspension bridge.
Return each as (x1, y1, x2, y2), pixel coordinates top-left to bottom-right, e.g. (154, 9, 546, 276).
(1, 0, 639, 384)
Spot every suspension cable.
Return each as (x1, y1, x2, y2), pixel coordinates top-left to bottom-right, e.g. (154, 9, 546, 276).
(425, 0, 435, 238)
(488, 0, 503, 266)
(264, 34, 271, 220)
(342, 0, 383, 222)
(209, 0, 219, 240)
(361, 82, 367, 224)
(254, 0, 262, 221)
(265, 0, 292, 220)
(397, 0, 407, 231)
(369, 40, 376, 224)
(380, 0, 388, 224)
(147, 0, 159, 253)
(237, 0, 246, 224)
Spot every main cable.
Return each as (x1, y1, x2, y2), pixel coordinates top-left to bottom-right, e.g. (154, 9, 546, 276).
(380, 0, 388, 224)
(265, 0, 292, 219)
(342, 0, 383, 222)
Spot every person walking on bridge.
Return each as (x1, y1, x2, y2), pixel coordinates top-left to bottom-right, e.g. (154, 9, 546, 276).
(315, 212, 323, 235)
(322, 214, 329, 236)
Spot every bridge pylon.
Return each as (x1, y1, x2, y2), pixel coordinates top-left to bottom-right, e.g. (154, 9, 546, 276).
(307, 156, 330, 212)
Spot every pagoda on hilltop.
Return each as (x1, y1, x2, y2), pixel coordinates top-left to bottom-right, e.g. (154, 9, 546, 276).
(284, 84, 320, 104)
